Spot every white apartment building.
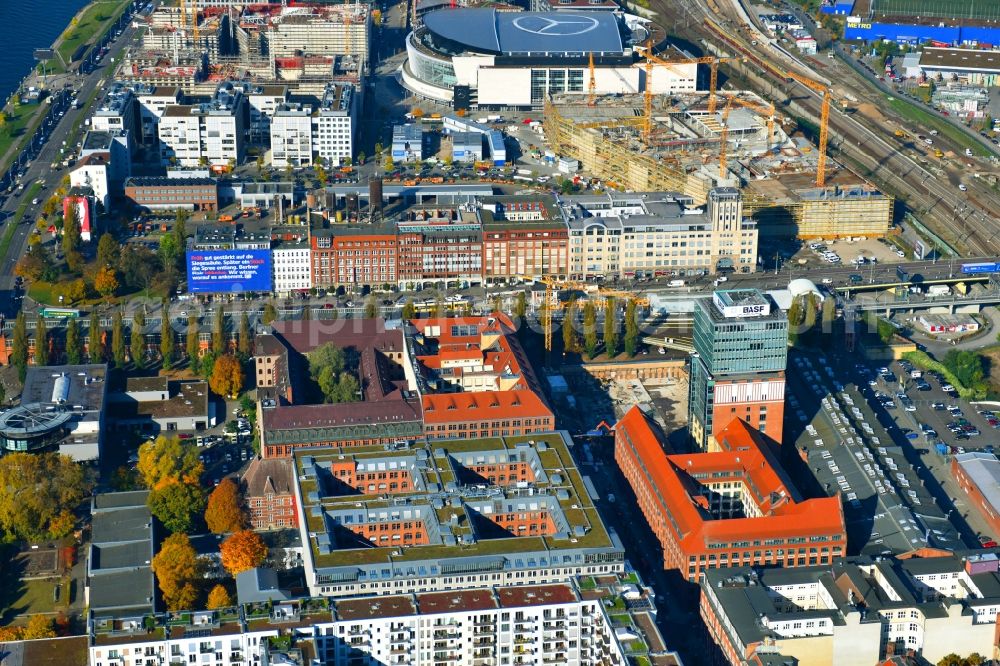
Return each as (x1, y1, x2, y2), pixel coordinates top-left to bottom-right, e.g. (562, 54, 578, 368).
(158, 83, 247, 167)
(91, 84, 138, 156)
(311, 584, 627, 666)
(70, 154, 111, 210)
(273, 241, 312, 294)
(561, 187, 758, 279)
(270, 104, 314, 168)
(134, 85, 183, 146)
(701, 552, 1000, 666)
(246, 84, 288, 144)
(89, 612, 278, 666)
(270, 84, 357, 168)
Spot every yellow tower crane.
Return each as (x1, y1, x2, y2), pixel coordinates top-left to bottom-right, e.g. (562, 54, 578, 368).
(718, 95, 734, 180)
(588, 52, 597, 106)
(637, 46, 741, 123)
(787, 70, 830, 187)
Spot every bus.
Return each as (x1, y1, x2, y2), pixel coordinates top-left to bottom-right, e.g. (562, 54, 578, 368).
(40, 307, 81, 319)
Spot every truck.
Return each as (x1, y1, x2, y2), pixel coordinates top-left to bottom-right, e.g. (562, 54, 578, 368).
(927, 284, 950, 297)
(487, 114, 502, 122)
(667, 279, 686, 288)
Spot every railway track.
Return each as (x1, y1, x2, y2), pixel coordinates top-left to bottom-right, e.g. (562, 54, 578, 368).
(674, 0, 1000, 256)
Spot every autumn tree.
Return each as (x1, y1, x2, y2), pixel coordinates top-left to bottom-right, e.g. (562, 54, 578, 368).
(262, 302, 278, 326)
(209, 354, 244, 399)
(0, 452, 88, 541)
(65, 317, 83, 365)
(152, 533, 201, 611)
(562, 297, 578, 354)
(624, 299, 640, 357)
(96, 233, 120, 268)
(220, 529, 268, 575)
(112, 310, 126, 368)
(402, 298, 416, 320)
(33, 316, 49, 366)
(186, 314, 200, 368)
(205, 478, 247, 534)
(206, 584, 233, 610)
(148, 482, 206, 534)
(137, 435, 204, 491)
(161, 305, 175, 368)
(582, 301, 598, 360)
(22, 614, 56, 640)
(14, 253, 45, 281)
(62, 201, 80, 257)
(88, 311, 103, 363)
(11, 311, 27, 382)
(131, 309, 146, 369)
(364, 296, 377, 319)
(514, 292, 527, 319)
(603, 297, 618, 358)
(95, 266, 119, 297)
(212, 305, 225, 355)
(238, 311, 251, 356)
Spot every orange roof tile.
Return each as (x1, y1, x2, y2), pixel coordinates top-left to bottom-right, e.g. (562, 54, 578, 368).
(422, 389, 553, 424)
(615, 407, 845, 550)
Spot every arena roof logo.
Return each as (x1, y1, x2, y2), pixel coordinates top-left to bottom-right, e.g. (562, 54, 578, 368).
(511, 15, 600, 36)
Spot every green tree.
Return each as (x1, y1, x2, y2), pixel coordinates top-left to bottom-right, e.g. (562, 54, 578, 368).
(603, 297, 618, 358)
(238, 311, 251, 356)
(65, 317, 83, 365)
(787, 296, 805, 346)
(335, 372, 360, 403)
(262, 302, 278, 326)
(88, 311, 103, 363)
(96, 233, 120, 268)
(212, 306, 225, 355)
(112, 310, 126, 368)
(173, 210, 187, 259)
(148, 482, 206, 534)
(624, 299, 639, 357)
(562, 297, 578, 354)
(161, 304, 175, 368)
(34, 316, 48, 366)
(186, 314, 200, 369)
(514, 292, 527, 320)
(11, 312, 27, 382)
(402, 298, 416, 320)
(61, 201, 80, 257)
(131, 309, 146, 369)
(364, 296, 378, 319)
(583, 301, 598, 360)
(158, 233, 181, 269)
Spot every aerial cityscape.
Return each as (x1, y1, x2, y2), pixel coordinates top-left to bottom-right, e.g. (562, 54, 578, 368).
(1, 0, 1000, 664)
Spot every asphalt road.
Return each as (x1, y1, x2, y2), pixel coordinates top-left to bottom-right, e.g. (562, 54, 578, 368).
(0, 2, 142, 295)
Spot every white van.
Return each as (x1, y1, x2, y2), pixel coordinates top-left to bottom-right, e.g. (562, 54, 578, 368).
(668, 279, 685, 288)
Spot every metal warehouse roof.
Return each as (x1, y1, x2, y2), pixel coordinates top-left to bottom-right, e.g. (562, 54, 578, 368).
(423, 8, 625, 55)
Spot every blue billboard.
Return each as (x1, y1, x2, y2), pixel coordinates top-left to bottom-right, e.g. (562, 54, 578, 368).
(186, 250, 272, 293)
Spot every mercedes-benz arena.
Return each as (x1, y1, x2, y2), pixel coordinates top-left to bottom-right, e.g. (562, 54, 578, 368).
(402, 8, 696, 108)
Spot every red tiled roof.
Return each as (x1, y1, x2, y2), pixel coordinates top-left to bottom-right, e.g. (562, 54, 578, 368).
(241, 458, 294, 497)
(422, 389, 552, 424)
(615, 406, 845, 549)
(263, 399, 421, 430)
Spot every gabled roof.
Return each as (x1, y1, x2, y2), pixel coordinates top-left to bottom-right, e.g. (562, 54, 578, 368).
(242, 457, 294, 497)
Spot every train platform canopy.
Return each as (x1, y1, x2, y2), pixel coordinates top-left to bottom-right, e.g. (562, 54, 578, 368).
(423, 8, 625, 55)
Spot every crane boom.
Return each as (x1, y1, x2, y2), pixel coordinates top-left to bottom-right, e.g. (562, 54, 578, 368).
(588, 53, 597, 107)
(719, 95, 734, 179)
(787, 70, 830, 187)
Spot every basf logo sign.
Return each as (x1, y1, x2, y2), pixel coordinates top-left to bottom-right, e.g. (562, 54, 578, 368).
(186, 250, 272, 293)
(712, 292, 771, 318)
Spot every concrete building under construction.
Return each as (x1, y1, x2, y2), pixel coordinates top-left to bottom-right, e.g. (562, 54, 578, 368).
(544, 92, 892, 239)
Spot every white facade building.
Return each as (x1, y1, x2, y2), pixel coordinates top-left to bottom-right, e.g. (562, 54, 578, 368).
(134, 85, 183, 146)
(70, 155, 112, 210)
(272, 242, 313, 293)
(269, 84, 356, 168)
(562, 187, 757, 279)
(310, 584, 628, 666)
(157, 83, 247, 167)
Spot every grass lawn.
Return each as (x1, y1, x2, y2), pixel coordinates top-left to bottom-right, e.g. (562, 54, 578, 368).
(0, 103, 44, 164)
(56, 0, 131, 64)
(1, 577, 62, 620)
(886, 96, 991, 157)
(28, 282, 58, 306)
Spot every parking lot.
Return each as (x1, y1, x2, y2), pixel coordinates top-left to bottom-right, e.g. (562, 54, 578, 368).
(786, 351, 965, 555)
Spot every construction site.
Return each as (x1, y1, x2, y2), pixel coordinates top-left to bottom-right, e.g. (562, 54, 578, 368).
(544, 52, 894, 240)
(117, 2, 370, 94)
